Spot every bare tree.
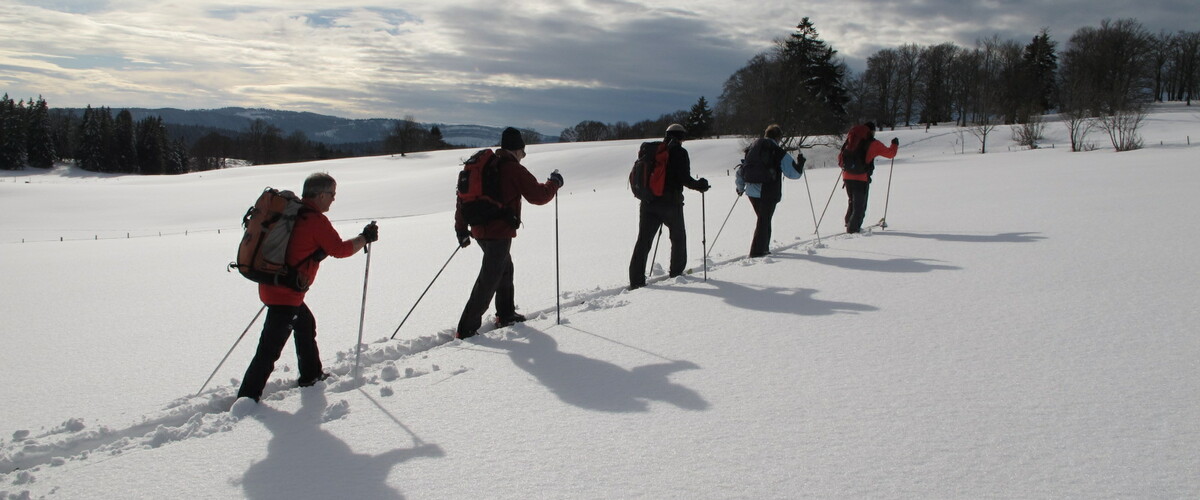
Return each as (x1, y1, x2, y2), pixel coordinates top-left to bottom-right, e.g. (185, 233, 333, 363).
(949, 48, 982, 127)
(862, 48, 900, 126)
(1151, 30, 1177, 101)
(968, 117, 1000, 154)
(918, 43, 958, 125)
(1066, 110, 1098, 152)
(1098, 105, 1147, 151)
(896, 43, 921, 127)
(1175, 31, 1200, 104)
(1011, 113, 1046, 149)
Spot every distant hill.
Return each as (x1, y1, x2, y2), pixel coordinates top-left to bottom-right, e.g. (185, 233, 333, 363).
(59, 107, 554, 147)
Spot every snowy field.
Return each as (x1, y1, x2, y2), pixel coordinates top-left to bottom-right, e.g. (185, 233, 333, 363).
(2, 104, 1199, 498)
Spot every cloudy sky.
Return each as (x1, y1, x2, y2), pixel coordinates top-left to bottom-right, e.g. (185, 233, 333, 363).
(1, 0, 1195, 134)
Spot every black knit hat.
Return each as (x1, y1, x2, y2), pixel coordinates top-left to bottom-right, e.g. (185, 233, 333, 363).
(501, 127, 525, 151)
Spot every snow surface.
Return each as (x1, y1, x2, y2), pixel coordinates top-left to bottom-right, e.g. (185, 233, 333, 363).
(2, 104, 1199, 499)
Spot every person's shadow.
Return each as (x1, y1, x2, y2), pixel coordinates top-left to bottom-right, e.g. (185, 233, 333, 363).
(774, 252, 962, 274)
(240, 388, 443, 500)
(879, 231, 1045, 244)
(660, 279, 878, 316)
(480, 327, 709, 413)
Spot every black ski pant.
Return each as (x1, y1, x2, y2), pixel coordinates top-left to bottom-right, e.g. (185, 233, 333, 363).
(844, 179, 871, 233)
(629, 201, 687, 286)
(237, 303, 323, 401)
(457, 238, 516, 335)
(748, 196, 778, 257)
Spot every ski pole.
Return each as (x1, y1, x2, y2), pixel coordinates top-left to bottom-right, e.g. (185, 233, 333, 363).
(801, 165, 821, 246)
(705, 194, 742, 260)
(555, 196, 561, 325)
(390, 245, 461, 340)
(196, 304, 266, 396)
(701, 191, 707, 281)
(354, 233, 374, 384)
(815, 171, 841, 229)
(647, 226, 662, 279)
(880, 157, 895, 229)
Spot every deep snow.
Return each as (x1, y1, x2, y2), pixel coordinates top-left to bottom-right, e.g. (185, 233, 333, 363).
(2, 104, 1199, 499)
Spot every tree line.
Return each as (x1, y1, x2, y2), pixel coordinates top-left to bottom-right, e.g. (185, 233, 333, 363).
(0, 100, 469, 172)
(559, 17, 1198, 153)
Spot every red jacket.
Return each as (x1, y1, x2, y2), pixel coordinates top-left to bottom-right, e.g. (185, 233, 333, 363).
(841, 139, 898, 182)
(455, 149, 559, 239)
(259, 200, 360, 306)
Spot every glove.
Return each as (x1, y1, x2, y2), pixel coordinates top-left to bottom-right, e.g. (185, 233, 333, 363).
(360, 222, 379, 243)
(891, 137, 900, 146)
(456, 229, 471, 248)
(736, 187, 745, 196)
(696, 178, 710, 193)
(548, 170, 564, 188)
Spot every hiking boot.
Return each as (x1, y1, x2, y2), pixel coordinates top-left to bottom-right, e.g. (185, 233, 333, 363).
(456, 330, 477, 339)
(495, 313, 527, 328)
(628, 282, 645, 291)
(297, 371, 331, 388)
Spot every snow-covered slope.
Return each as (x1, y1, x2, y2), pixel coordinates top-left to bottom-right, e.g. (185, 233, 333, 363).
(2, 105, 1198, 499)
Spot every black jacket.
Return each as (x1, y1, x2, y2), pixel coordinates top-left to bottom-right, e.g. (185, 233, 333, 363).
(650, 140, 705, 205)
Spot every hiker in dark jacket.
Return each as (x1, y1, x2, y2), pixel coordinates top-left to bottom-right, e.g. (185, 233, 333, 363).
(236, 172, 378, 403)
(735, 124, 805, 258)
(628, 123, 710, 289)
(454, 127, 562, 339)
(840, 122, 899, 233)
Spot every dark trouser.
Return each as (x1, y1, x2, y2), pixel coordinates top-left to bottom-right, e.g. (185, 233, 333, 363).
(237, 303, 323, 401)
(457, 239, 515, 335)
(844, 179, 871, 233)
(629, 202, 687, 286)
(748, 196, 778, 257)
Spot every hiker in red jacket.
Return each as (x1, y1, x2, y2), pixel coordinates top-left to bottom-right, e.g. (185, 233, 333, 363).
(840, 122, 899, 233)
(454, 127, 562, 339)
(236, 173, 378, 403)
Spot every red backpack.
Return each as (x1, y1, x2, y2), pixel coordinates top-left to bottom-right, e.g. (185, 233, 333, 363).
(456, 149, 515, 227)
(629, 141, 669, 201)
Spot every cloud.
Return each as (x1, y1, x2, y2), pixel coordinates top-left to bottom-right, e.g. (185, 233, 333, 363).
(1, 0, 1196, 134)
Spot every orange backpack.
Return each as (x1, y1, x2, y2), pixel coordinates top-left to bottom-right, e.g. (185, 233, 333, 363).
(229, 188, 312, 291)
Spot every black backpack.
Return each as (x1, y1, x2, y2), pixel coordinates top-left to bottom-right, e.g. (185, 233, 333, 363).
(629, 141, 669, 201)
(740, 138, 782, 183)
(840, 139, 872, 175)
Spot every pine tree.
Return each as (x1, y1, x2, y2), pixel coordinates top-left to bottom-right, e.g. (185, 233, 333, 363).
(136, 116, 167, 174)
(1022, 29, 1059, 114)
(778, 17, 850, 137)
(167, 138, 190, 174)
(76, 105, 106, 172)
(0, 94, 28, 170)
(95, 107, 116, 172)
(25, 96, 56, 169)
(430, 125, 445, 148)
(685, 96, 714, 138)
(113, 110, 137, 173)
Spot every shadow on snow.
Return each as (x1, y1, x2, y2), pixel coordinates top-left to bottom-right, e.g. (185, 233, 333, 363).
(657, 279, 879, 317)
(476, 326, 709, 413)
(240, 389, 443, 500)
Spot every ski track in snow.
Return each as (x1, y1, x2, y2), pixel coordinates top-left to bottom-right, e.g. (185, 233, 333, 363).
(0, 224, 875, 482)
